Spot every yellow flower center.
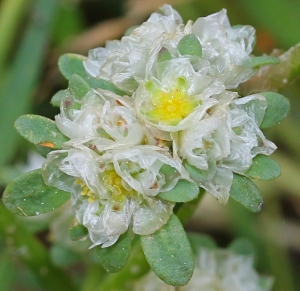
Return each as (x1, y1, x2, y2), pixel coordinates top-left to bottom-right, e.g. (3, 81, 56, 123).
(100, 170, 136, 204)
(145, 77, 199, 125)
(76, 180, 96, 203)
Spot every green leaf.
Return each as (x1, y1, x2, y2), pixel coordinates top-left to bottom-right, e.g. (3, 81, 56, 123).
(245, 154, 281, 180)
(228, 238, 255, 256)
(158, 179, 199, 202)
(260, 92, 290, 128)
(2, 169, 70, 216)
(244, 56, 280, 68)
(187, 233, 217, 256)
(230, 173, 263, 213)
(140, 214, 194, 286)
(69, 74, 90, 99)
(69, 223, 88, 241)
(124, 25, 139, 36)
(84, 76, 126, 96)
(58, 53, 89, 80)
(157, 47, 172, 62)
(51, 89, 68, 107)
(96, 232, 131, 273)
(15, 114, 69, 149)
(177, 34, 202, 57)
(183, 161, 206, 183)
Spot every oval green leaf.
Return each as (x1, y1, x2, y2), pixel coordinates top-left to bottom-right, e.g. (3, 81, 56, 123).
(260, 92, 290, 128)
(69, 224, 88, 241)
(244, 56, 280, 68)
(178, 34, 202, 57)
(69, 74, 91, 100)
(96, 232, 131, 273)
(183, 161, 206, 183)
(245, 154, 281, 180)
(140, 214, 194, 286)
(51, 89, 68, 107)
(58, 53, 89, 80)
(229, 173, 263, 213)
(2, 169, 70, 216)
(158, 179, 199, 202)
(15, 114, 69, 149)
(84, 76, 126, 96)
(157, 47, 172, 62)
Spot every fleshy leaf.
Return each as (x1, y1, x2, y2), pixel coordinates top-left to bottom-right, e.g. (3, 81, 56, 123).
(51, 90, 68, 107)
(245, 154, 281, 180)
(124, 25, 139, 36)
(69, 224, 88, 241)
(230, 173, 263, 213)
(15, 114, 69, 149)
(140, 214, 194, 286)
(244, 56, 280, 68)
(260, 92, 290, 128)
(177, 34, 202, 57)
(183, 161, 206, 183)
(96, 232, 131, 273)
(58, 53, 89, 80)
(2, 169, 70, 216)
(69, 74, 91, 100)
(158, 179, 199, 202)
(84, 76, 126, 96)
(157, 47, 172, 62)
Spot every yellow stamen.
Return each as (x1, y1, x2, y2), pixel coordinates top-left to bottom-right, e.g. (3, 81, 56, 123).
(76, 179, 96, 203)
(145, 77, 199, 125)
(100, 170, 136, 204)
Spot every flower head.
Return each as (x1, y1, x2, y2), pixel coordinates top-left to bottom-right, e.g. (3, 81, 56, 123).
(42, 144, 188, 247)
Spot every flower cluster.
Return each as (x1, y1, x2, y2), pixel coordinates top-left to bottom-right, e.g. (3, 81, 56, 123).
(134, 246, 273, 291)
(42, 5, 276, 248)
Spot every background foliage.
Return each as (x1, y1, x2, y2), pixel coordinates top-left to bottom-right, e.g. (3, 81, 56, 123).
(0, 0, 299, 290)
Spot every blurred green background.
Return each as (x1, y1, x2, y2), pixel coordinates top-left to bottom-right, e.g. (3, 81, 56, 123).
(0, 0, 299, 290)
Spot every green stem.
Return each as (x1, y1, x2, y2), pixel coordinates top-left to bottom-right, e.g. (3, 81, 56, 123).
(0, 0, 32, 73)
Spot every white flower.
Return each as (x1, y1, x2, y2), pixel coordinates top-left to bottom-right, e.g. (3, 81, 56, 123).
(42, 146, 188, 247)
(83, 4, 185, 93)
(55, 89, 145, 152)
(179, 91, 276, 203)
(134, 58, 223, 132)
(191, 9, 256, 88)
(83, 5, 256, 93)
(134, 247, 273, 291)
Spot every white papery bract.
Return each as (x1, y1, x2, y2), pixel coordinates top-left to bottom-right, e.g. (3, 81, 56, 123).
(134, 247, 273, 291)
(191, 9, 256, 88)
(42, 145, 189, 247)
(179, 91, 276, 203)
(55, 88, 144, 152)
(84, 5, 185, 93)
(83, 5, 256, 93)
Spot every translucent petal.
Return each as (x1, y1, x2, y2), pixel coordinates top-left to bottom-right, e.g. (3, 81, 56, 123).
(132, 198, 174, 235)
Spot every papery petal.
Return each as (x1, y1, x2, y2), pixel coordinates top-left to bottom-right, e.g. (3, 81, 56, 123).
(132, 198, 174, 235)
